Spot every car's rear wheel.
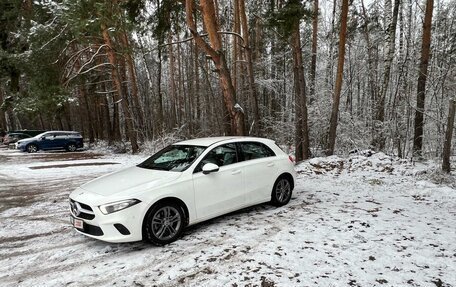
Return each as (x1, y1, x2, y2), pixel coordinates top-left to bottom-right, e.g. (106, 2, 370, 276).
(27, 144, 38, 153)
(144, 202, 185, 245)
(271, 176, 292, 206)
(66, 143, 77, 152)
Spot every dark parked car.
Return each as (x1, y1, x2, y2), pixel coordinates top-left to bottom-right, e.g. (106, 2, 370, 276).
(16, 131, 84, 153)
(0, 130, 6, 143)
(7, 130, 46, 137)
(3, 133, 32, 145)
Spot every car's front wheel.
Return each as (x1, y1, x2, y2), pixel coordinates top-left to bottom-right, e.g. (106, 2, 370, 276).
(144, 202, 185, 245)
(271, 176, 293, 206)
(66, 143, 77, 152)
(26, 144, 38, 153)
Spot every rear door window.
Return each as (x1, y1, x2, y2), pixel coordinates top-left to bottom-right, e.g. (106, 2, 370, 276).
(239, 142, 275, 161)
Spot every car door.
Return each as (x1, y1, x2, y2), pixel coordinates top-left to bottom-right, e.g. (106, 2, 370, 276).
(239, 142, 278, 204)
(192, 143, 245, 220)
(39, 133, 56, 150)
(53, 132, 68, 148)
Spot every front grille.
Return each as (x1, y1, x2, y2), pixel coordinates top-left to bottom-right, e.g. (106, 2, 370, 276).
(70, 199, 95, 220)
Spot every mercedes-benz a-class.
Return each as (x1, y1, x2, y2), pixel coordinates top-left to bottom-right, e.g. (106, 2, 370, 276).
(69, 137, 296, 245)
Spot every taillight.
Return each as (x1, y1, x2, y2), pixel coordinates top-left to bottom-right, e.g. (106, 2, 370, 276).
(288, 155, 295, 163)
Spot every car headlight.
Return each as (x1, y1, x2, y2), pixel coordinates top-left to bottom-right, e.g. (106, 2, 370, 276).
(98, 199, 141, 215)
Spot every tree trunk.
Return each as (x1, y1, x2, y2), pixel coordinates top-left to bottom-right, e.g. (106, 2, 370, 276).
(93, 92, 103, 140)
(325, 0, 337, 91)
(442, 99, 455, 173)
(168, 33, 178, 128)
(81, 86, 95, 143)
(239, 0, 260, 135)
(119, 32, 144, 138)
(413, 0, 434, 156)
(0, 87, 6, 131)
(360, 0, 378, 125)
(103, 94, 113, 144)
(291, 22, 310, 161)
(137, 34, 159, 137)
(327, 0, 349, 155)
(232, 0, 240, 95)
(309, 0, 319, 103)
(176, 32, 184, 127)
(185, 0, 245, 136)
(373, 0, 401, 150)
(194, 41, 201, 122)
(101, 22, 139, 153)
(73, 56, 95, 143)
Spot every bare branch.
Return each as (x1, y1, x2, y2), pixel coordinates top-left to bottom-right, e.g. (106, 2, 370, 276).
(40, 24, 68, 50)
(64, 62, 112, 86)
(79, 62, 113, 75)
(218, 31, 244, 45)
(77, 44, 110, 75)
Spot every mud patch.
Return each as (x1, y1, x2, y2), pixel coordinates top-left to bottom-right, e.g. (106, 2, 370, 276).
(29, 162, 119, 169)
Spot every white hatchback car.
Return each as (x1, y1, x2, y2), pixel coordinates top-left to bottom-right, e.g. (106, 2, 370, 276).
(69, 137, 296, 245)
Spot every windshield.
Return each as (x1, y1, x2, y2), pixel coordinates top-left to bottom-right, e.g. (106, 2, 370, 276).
(34, 132, 48, 138)
(137, 145, 206, 172)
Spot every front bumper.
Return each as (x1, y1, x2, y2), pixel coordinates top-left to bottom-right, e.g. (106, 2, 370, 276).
(16, 143, 27, 151)
(69, 197, 146, 243)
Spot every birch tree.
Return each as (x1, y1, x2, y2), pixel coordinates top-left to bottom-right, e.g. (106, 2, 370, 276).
(372, 0, 400, 150)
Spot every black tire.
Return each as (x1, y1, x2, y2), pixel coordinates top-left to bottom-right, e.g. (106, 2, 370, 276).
(144, 202, 185, 245)
(27, 144, 38, 153)
(66, 143, 77, 152)
(271, 176, 293, 207)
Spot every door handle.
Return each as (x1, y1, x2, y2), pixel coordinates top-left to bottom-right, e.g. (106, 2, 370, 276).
(267, 162, 275, 167)
(231, 170, 241, 175)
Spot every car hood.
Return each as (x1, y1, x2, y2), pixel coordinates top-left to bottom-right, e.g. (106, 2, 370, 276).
(80, 166, 182, 196)
(17, 138, 36, 144)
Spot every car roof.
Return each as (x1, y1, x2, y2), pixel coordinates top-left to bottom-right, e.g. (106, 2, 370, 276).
(45, 131, 80, 134)
(175, 136, 273, 147)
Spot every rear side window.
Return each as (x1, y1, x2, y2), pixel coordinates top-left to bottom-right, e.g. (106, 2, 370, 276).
(240, 142, 275, 161)
(55, 132, 67, 138)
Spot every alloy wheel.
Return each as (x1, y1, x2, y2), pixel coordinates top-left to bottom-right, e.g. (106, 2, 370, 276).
(275, 178, 291, 203)
(27, 145, 38, 153)
(151, 206, 182, 241)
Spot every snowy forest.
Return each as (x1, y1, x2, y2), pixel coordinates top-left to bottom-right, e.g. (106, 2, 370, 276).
(1, 0, 455, 162)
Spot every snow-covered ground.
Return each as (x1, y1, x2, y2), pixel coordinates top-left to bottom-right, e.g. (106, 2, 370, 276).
(0, 147, 455, 287)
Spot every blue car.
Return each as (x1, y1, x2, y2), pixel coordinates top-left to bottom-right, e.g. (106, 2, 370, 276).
(16, 131, 84, 153)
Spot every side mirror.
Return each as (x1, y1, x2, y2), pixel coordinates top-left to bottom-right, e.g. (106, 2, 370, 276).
(41, 136, 46, 140)
(202, 163, 219, 175)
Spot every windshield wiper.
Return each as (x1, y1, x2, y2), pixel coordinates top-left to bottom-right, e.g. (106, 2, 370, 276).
(137, 164, 169, 171)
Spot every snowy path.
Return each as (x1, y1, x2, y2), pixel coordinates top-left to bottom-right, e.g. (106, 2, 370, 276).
(0, 148, 455, 286)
